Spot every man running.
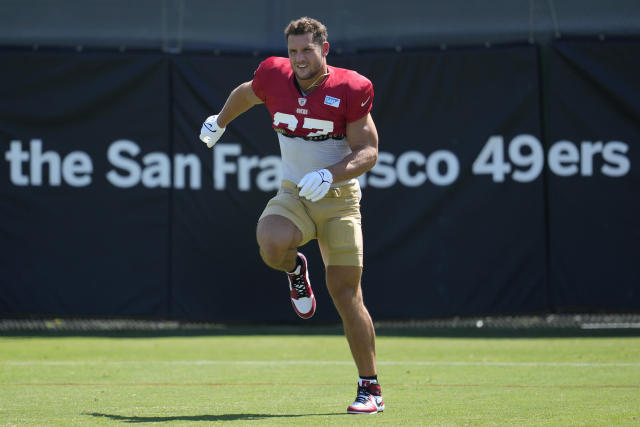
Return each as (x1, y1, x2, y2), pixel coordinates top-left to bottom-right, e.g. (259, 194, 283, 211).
(199, 16, 383, 414)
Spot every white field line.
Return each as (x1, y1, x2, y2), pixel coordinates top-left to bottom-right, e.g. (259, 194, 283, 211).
(2, 360, 640, 367)
(581, 323, 640, 329)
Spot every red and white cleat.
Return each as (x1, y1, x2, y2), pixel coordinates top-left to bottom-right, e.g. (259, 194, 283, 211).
(286, 252, 316, 319)
(347, 382, 385, 414)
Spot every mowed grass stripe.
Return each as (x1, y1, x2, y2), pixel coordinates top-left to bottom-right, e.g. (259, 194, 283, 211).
(4, 360, 640, 367)
(5, 382, 640, 389)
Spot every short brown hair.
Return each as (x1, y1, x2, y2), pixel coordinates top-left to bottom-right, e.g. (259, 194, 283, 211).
(284, 17, 328, 45)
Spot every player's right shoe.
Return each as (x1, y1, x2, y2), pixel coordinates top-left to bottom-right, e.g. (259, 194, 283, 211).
(286, 252, 316, 319)
(347, 382, 385, 414)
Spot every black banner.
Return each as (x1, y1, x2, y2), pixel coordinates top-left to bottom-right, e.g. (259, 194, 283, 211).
(0, 53, 171, 317)
(0, 42, 637, 321)
(545, 41, 640, 311)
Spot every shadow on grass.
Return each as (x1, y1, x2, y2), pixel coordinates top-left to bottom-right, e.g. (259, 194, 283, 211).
(86, 411, 344, 423)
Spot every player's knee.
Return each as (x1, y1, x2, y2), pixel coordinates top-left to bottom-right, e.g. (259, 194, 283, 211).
(258, 242, 285, 269)
(257, 221, 299, 268)
(257, 233, 293, 269)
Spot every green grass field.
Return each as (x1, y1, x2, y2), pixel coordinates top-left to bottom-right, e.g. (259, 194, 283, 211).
(1, 327, 639, 426)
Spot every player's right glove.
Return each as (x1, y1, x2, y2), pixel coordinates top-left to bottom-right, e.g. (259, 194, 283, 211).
(199, 115, 226, 148)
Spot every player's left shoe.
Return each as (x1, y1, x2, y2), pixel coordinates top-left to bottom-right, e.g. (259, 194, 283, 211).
(347, 382, 385, 414)
(286, 252, 316, 319)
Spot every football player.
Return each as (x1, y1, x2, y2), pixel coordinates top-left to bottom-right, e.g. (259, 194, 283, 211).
(200, 16, 383, 414)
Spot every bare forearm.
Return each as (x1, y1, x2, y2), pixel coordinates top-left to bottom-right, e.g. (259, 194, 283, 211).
(216, 82, 262, 128)
(327, 145, 378, 183)
(327, 113, 379, 182)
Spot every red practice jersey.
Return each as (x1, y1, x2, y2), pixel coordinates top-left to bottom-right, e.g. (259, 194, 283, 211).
(251, 57, 373, 139)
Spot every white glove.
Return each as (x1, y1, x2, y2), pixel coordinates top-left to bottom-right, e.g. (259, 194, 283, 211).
(199, 115, 226, 148)
(297, 169, 333, 202)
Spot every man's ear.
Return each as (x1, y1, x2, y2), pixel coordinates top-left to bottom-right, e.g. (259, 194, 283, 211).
(322, 42, 330, 57)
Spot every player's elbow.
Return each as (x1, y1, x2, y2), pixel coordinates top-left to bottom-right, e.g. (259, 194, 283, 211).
(363, 145, 378, 173)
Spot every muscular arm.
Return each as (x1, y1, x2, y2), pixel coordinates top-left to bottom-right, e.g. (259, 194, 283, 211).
(326, 114, 379, 182)
(215, 81, 263, 128)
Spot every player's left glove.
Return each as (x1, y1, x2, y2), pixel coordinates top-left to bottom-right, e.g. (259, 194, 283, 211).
(199, 115, 226, 148)
(297, 169, 333, 202)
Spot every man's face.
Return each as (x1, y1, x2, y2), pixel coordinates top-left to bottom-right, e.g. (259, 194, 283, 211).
(287, 32, 327, 83)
